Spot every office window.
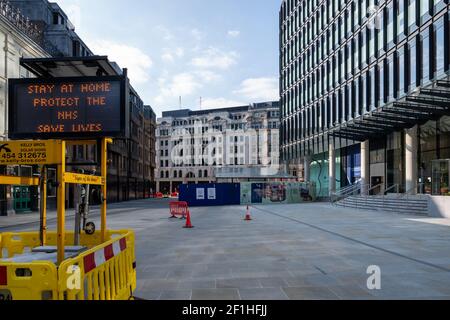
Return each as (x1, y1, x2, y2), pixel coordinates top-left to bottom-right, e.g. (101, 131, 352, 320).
(334, 55, 339, 85)
(397, 48, 406, 97)
(386, 2, 394, 45)
(378, 8, 385, 54)
(340, 88, 345, 123)
(378, 62, 385, 106)
(346, 9, 352, 37)
(419, 0, 429, 21)
(361, 31, 367, 65)
(353, 37, 360, 72)
(346, 84, 352, 121)
(361, 73, 368, 113)
(420, 28, 431, 84)
(369, 26, 375, 59)
(361, 0, 367, 20)
(353, 79, 359, 117)
(387, 55, 395, 101)
(339, 16, 345, 43)
(369, 67, 376, 110)
(409, 38, 417, 89)
(408, 0, 417, 30)
(397, 0, 405, 39)
(346, 43, 352, 77)
(434, 18, 446, 76)
(354, 0, 360, 27)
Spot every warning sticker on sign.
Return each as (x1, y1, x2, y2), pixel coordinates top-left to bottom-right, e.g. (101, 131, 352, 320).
(0, 140, 62, 165)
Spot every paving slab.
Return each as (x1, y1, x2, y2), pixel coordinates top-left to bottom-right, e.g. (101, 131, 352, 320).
(5, 199, 450, 300)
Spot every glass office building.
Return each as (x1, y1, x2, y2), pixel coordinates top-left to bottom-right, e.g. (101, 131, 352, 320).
(280, 0, 450, 197)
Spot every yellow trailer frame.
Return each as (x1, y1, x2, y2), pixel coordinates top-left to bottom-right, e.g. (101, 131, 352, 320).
(0, 138, 137, 300)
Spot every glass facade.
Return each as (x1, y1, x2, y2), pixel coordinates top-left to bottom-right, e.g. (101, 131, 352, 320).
(280, 0, 450, 161)
(419, 117, 450, 195)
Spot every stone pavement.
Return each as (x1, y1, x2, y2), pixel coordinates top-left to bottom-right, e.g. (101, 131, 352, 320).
(3, 199, 450, 300)
(125, 201, 450, 300)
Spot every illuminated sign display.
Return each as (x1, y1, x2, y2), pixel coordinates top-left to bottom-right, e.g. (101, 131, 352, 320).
(8, 76, 126, 139)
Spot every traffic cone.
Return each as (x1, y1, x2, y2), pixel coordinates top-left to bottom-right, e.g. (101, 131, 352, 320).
(244, 206, 252, 221)
(183, 210, 194, 229)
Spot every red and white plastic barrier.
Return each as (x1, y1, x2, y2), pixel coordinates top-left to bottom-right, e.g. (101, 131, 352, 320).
(83, 238, 127, 273)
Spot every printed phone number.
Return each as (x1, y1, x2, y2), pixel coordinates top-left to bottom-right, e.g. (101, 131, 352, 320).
(1, 152, 47, 160)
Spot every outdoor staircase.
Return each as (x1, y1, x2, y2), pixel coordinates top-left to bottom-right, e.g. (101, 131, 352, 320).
(335, 195, 429, 216)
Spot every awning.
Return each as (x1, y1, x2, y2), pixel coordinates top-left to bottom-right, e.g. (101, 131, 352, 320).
(330, 79, 450, 142)
(20, 56, 122, 78)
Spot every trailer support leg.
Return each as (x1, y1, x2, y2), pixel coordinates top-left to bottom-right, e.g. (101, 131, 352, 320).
(57, 141, 66, 265)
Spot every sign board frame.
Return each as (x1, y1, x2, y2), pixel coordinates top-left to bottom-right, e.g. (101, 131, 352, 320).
(8, 76, 127, 140)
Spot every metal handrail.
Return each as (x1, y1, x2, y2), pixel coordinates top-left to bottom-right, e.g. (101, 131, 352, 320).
(339, 181, 362, 193)
(382, 184, 400, 209)
(332, 181, 360, 197)
(330, 181, 363, 205)
(397, 183, 425, 201)
(356, 184, 397, 210)
(364, 183, 384, 196)
(384, 184, 400, 195)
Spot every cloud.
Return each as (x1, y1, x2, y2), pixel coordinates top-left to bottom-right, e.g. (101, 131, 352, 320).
(227, 30, 240, 38)
(191, 47, 239, 70)
(155, 25, 174, 41)
(201, 98, 246, 109)
(88, 39, 152, 84)
(234, 77, 279, 101)
(191, 28, 204, 41)
(161, 47, 185, 63)
(155, 72, 202, 105)
(194, 70, 222, 82)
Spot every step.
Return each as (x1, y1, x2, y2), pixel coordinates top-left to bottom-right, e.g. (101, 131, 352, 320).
(343, 198, 428, 205)
(345, 196, 428, 204)
(335, 204, 428, 215)
(339, 205, 428, 215)
(342, 199, 428, 207)
(340, 201, 428, 209)
(339, 202, 428, 211)
(335, 202, 428, 215)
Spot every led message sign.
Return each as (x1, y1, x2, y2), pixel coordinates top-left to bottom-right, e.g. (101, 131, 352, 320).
(8, 76, 126, 139)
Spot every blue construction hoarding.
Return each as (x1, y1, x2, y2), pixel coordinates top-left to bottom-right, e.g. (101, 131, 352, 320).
(179, 182, 316, 207)
(179, 183, 241, 207)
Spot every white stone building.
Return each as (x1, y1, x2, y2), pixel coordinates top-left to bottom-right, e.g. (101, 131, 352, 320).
(0, 1, 50, 215)
(155, 102, 281, 194)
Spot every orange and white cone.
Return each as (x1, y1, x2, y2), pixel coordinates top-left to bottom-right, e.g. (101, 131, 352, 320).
(183, 210, 194, 229)
(244, 206, 252, 221)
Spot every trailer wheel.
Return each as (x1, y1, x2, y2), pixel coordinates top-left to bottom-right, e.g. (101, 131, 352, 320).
(85, 222, 96, 235)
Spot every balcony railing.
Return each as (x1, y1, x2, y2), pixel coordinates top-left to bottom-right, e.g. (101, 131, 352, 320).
(0, 1, 41, 41)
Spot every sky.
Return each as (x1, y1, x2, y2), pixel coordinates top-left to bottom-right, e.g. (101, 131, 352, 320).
(55, 0, 281, 117)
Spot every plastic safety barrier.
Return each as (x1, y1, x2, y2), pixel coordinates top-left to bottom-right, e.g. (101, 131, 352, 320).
(0, 230, 136, 300)
(58, 231, 136, 300)
(169, 201, 189, 219)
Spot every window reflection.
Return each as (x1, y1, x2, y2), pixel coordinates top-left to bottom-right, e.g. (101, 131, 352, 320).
(420, 29, 430, 84)
(434, 19, 445, 76)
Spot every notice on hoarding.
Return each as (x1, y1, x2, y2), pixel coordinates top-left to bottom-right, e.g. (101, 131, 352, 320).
(207, 188, 216, 200)
(196, 188, 205, 200)
(0, 140, 61, 165)
(8, 77, 124, 139)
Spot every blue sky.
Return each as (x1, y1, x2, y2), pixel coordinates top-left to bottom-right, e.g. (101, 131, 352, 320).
(56, 0, 281, 116)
